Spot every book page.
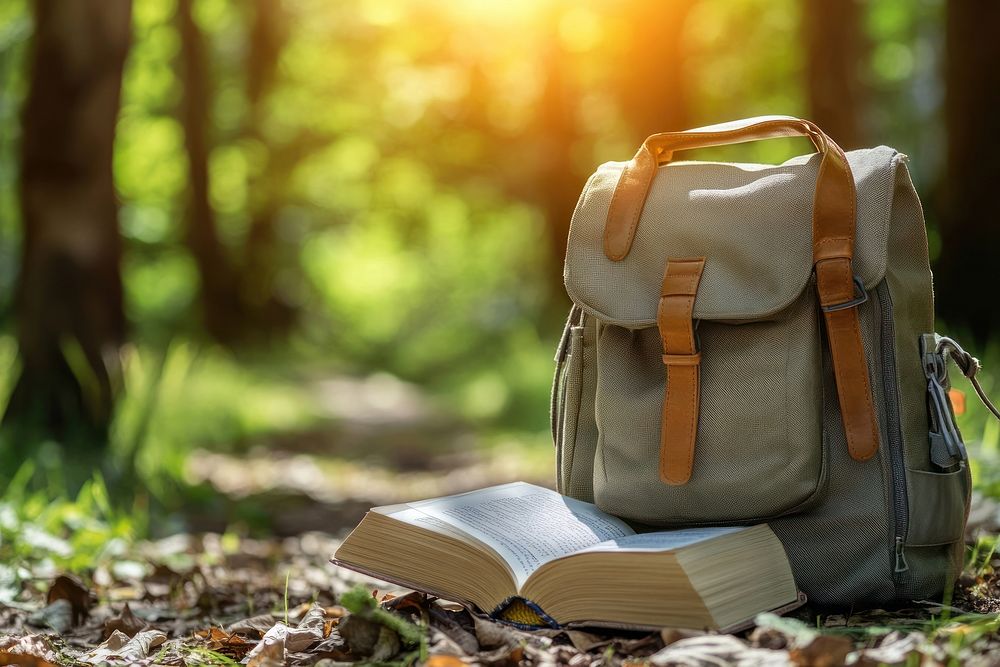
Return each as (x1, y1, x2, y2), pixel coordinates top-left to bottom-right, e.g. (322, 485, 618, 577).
(375, 506, 471, 540)
(406, 482, 633, 587)
(575, 526, 748, 553)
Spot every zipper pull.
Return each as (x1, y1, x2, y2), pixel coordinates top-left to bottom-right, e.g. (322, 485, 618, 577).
(894, 536, 909, 573)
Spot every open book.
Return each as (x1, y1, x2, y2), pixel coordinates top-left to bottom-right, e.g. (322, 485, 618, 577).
(332, 482, 801, 631)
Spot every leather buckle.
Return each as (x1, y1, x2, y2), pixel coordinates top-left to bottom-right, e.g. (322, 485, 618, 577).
(821, 276, 868, 313)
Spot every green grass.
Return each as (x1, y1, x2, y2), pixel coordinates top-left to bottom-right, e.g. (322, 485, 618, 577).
(0, 465, 145, 602)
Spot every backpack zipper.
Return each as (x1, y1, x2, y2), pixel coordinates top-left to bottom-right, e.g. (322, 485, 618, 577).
(876, 281, 910, 573)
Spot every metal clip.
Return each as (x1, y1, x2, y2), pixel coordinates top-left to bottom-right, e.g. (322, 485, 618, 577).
(821, 276, 868, 313)
(920, 334, 967, 470)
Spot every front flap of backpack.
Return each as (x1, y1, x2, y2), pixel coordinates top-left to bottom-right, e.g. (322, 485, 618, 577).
(565, 148, 897, 327)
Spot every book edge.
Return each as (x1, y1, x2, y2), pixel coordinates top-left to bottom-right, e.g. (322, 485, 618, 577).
(330, 557, 805, 634)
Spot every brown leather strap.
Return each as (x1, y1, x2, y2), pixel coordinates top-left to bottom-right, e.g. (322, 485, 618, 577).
(607, 115, 879, 464)
(657, 258, 705, 485)
(605, 116, 855, 263)
(817, 257, 880, 461)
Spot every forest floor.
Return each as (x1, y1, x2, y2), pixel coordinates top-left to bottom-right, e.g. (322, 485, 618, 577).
(3, 525, 1000, 667)
(5, 375, 1000, 666)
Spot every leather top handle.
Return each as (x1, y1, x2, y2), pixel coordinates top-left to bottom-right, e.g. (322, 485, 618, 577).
(604, 115, 856, 267)
(605, 115, 880, 465)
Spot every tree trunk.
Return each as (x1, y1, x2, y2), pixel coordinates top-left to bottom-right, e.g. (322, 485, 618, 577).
(4, 0, 131, 448)
(176, 0, 245, 343)
(613, 0, 693, 141)
(242, 0, 298, 333)
(936, 0, 1000, 342)
(802, 0, 867, 149)
(534, 30, 581, 305)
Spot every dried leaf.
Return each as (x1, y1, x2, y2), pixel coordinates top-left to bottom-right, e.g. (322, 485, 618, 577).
(27, 598, 73, 634)
(103, 602, 148, 639)
(247, 628, 285, 667)
(475, 643, 524, 667)
(81, 628, 166, 665)
(428, 607, 478, 655)
(649, 635, 789, 667)
(473, 616, 518, 649)
(295, 605, 327, 636)
(193, 627, 256, 658)
(227, 614, 278, 638)
(854, 631, 926, 667)
(245, 610, 329, 667)
(564, 630, 608, 653)
(46, 574, 92, 626)
(0, 635, 61, 666)
(662, 628, 709, 648)
(0, 653, 58, 667)
(429, 627, 472, 658)
(339, 615, 384, 656)
(426, 655, 467, 667)
(370, 624, 401, 662)
(788, 634, 852, 667)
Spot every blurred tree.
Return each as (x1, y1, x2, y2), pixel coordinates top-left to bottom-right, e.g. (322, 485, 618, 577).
(176, 0, 245, 343)
(612, 0, 693, 141)
(241, 0, 300, 332)
(802, 0, 867, 149)
(3, 0, 131, 450)
(533, 0, 696, 305)
(532, 9, 582, 303)
(936, 0, 1000, 343)
(175, 0, 298, 343)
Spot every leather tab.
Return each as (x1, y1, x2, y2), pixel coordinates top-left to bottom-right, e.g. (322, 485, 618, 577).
(657, 258, 706, 485)
(816, 257, 880, 461)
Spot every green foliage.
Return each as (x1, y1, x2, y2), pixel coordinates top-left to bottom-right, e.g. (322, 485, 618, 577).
(0, 465, 144, 597)
(112, 341, 320, 488)
(340, 587, 425, 648)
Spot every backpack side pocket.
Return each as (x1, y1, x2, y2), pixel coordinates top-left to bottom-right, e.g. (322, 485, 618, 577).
(557, 315, 598, 502)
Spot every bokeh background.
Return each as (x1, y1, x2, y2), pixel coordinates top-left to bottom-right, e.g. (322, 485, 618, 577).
(0, 0, 997, 538)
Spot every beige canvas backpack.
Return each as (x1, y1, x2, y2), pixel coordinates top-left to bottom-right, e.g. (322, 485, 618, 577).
(551, 115, 1000, 606)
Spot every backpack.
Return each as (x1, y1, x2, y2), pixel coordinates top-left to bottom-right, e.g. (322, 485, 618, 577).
(551, 115, 1000, 607)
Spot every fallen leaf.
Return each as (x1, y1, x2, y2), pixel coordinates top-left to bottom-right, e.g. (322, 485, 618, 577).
(103, 602, 148, 639)
(854, 631, 926, 667)
(295, 605, 327, 637)
(429, 627, 473, 658)
(226, 614, 278, 638)
(788, 634, 852, 667)
(0, 635, 61, 666)
(564, 630, 608, 652)
(370, 625, 401, 662)
(27, 598, 73, 634)
(426, 655, 467, 667)
(247, 629, 285, 667)
(649, 635, 789, 667)
(80, 628, 166, 665)
(338, 614, 379, 656)
(473, 616, 517, 649)
(428, 607, 478, 655)
(142, 564, 186, 599)
(339, 613, 401, 661)
(0, 653, 58, 667)
(245, 608, 329, 667)
(46, 574, 92, 627)
(193, 627, 256, 658)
